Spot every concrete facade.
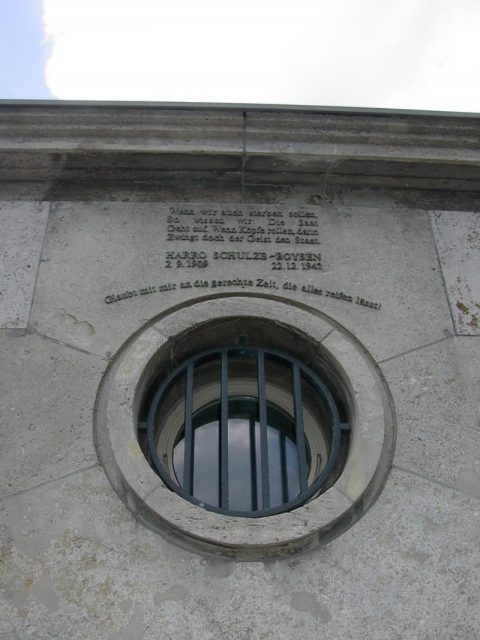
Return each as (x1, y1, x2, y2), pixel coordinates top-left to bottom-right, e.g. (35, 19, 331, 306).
(0, 104, 479, 638)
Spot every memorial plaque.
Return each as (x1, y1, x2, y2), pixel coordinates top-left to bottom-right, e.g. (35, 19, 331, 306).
(430, 211, 480, 336)
(29, 202, 451, 361)
(104, 204, 381, 311)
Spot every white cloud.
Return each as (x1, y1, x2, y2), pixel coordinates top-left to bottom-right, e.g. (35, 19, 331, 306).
(42, 0, 480, 110)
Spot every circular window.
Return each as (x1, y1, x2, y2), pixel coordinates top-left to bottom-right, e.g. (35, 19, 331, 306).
(137, 345, 350, 517)
(94, 295, 395, 559)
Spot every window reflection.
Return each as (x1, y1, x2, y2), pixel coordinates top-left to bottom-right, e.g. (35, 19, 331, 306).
(173, 397, 304, 512)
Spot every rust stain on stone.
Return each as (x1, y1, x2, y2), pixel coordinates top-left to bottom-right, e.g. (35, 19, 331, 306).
(456, 302, 469, 314)
(467, 315, 479, 329)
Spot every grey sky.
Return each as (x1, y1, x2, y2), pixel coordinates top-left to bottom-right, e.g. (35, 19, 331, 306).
(2, 0, 480, 111)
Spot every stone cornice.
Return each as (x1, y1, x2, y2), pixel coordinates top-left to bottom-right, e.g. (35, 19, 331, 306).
(1, 104, 480, 192)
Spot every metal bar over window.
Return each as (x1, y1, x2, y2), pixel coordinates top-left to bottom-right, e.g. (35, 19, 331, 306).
(257, 350, 270, 510)
(279, 431, 289, 503)
(293, 363, 308, 492)
(249, 416, 258, 511)
(219, 350, 229, 509)
(183, 363, 195, 495)
(144, 344, 346, 518)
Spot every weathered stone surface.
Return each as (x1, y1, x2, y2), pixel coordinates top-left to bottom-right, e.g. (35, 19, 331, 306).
(0, 201, 49, 328)
(1, 466, 478, 639)
(0, 107, 245, 153)
(243, 183, 480, 215)
(430, 210, 480, 335)
(0, 179, 243, 204)
(152, 296, 333, 343)
(29, 201, 184, 357)
(245, 154, 480, 191)
(0, 332, 106, 498)
(382, 336, 480, 496)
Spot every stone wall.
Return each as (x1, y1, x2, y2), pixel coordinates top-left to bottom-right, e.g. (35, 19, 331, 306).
(1, 104, 479, 639)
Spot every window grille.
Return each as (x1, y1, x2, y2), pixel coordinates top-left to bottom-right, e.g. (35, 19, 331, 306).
(139, 345, 349, 517)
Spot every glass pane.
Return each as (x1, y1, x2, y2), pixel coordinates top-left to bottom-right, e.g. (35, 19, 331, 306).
(173, 396, 306, 513)
(227, 418, 252, 511)
(173, 420, 219, 508)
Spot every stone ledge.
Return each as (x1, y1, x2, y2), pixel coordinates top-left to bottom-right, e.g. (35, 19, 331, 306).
(2, 105, 480, 192)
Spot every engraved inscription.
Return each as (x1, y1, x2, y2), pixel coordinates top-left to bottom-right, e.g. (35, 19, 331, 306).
(270, 252, 322, 271)
(165, 251, 209, 269)
(165, 206, 322, 256)
(104, 279, 382, 311)
(105, 205, 382, 315)
(163, 206, 323, 272)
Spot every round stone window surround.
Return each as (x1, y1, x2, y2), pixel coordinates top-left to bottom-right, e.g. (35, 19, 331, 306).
(94, 294, 396, 560)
